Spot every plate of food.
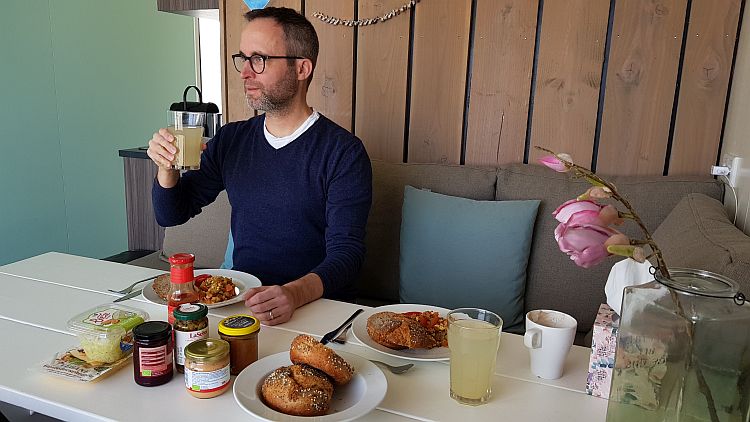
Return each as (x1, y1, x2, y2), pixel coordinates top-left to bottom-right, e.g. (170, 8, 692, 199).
(142, 269, 260, 308)
(234, 335, 387, 422)
(351, 303, 451, 361)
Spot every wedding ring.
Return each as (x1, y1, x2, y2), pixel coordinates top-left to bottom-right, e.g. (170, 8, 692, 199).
(269, 309, 274, 320)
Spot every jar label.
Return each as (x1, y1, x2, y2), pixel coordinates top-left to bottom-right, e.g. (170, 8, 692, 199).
(138, 345, 173, 377)
(185, 364, 230, 392)
(175, 328, 209, 365)
(223, 315, 255, 328)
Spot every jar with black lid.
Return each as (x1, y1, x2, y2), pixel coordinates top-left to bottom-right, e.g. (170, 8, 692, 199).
(218, 314, 260, 375)
(133, 321, 173, 387)
(173, 303, 209, 373)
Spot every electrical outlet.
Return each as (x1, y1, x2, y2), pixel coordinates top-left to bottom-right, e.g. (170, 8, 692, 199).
(721, 153, 742, 187)
(728, 156, 742, 188)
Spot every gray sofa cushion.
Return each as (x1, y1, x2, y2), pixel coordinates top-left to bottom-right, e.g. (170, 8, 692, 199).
(495, 163, 722, 334)
(160, 190, 231, 269)
(356, 161, 498, 304)
(653, 193, 750, 293)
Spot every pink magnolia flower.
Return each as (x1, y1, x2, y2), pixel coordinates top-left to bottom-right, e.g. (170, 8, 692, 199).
(539, 154, 572, 172)
(554, 200, 623, 227)
(553, 199, 604, 224)
(554, 223, 620, 268)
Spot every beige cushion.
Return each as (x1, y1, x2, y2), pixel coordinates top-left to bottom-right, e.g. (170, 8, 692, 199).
(653, 193, 750, 293)
(160, 190, 231, 269)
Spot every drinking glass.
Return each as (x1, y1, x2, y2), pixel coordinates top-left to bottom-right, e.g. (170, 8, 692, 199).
(167, 111, 205, 170)
(447, 308, 502, 405)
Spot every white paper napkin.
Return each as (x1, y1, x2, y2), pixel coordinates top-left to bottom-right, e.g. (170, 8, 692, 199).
(604, 258, 654, 315)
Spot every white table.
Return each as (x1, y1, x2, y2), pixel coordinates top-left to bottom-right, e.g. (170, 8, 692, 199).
(0, 252, 608, 421)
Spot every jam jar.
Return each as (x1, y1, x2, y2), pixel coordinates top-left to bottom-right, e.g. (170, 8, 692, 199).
(133, 321, 173, 387)
(184, 339, 231, 398)
(173, 303, 209, 373)
(218, 314, 260, 375)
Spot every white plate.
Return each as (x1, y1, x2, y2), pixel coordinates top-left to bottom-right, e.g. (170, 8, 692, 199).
(233, 350, 387, 422)
(351, 303, 451, 361)
(141, 269, 261, 309)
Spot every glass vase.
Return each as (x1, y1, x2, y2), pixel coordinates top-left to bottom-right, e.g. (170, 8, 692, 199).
(606, 268, 750, 422)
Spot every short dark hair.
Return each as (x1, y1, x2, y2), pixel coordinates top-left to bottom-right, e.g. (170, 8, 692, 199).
(244, 7, 319, 73)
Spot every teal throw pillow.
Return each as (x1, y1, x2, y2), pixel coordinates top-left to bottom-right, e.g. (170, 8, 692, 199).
(399, 186, 540, 331)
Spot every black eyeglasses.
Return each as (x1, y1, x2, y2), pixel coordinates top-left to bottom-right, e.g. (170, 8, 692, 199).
(231, 52, 304, 74)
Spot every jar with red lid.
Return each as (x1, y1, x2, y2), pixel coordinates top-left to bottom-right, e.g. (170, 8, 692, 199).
(167, 253, 201, 325)
(132, 321, 173, 387)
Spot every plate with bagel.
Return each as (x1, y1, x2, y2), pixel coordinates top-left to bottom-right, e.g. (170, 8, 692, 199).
(141, 269, 260, 308)
(351, 303, 451, 361)
(233, 335, 387, 421)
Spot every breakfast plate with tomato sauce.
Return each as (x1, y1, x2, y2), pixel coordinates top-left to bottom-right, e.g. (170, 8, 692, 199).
(142, 269, 261, 309)
(351, 304, 451, 361)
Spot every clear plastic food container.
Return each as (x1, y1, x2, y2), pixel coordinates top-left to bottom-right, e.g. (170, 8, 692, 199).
(67, 304, 149, 363)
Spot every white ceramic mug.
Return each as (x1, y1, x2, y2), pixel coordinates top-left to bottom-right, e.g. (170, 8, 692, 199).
(524, 309, 577, 379)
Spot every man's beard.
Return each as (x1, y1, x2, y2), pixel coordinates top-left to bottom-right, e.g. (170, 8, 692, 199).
(245, 67, 299, 114)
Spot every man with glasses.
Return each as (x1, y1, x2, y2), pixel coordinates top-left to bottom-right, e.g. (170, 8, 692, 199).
(147, 7, 372, 326)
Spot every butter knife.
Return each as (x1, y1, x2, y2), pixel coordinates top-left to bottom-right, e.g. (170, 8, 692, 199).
(321, 309, 364, 345)
(113, 288, 143, 303)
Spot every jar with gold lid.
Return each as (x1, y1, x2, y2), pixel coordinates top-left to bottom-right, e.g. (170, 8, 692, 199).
(184, 339, 230, 398)
(218, 314, 260, 375)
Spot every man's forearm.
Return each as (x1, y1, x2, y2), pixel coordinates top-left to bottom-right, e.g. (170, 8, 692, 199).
(285, 273, 325, 309)
(157, 167, 180, 188)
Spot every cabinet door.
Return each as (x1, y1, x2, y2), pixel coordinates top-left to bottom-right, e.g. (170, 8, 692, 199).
(123, 157, 164, 251)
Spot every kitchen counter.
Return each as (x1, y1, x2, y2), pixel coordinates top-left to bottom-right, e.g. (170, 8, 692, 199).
(118, 147, 149, 159)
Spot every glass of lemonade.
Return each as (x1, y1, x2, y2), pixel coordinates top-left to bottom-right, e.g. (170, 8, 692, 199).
(167, 111, 205, 170)
(447, 308, 503, 405)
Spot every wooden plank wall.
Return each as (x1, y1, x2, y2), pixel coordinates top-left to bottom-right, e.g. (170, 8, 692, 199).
(221, 0, 744, 176)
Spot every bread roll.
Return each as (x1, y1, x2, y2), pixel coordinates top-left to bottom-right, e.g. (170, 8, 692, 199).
(261, 364, 333, 416)
(290, 334, 353, 385)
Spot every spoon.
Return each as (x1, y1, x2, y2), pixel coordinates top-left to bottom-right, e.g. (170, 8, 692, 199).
(369, 360, 414, 374)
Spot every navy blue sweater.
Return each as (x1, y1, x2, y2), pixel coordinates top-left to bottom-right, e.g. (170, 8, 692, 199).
(153, 115, 372, 300)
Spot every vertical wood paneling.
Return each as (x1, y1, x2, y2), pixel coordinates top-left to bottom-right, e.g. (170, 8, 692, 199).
(407, 0, 471, 164)
(597, 0, 687, 175)
(218, 1, 741, 174)
(669, 0, 741, 175)
(222, 0, 252, 123)
(306, 1, 355, 131)
(528, 0, 609, 166)
(355, 0, 410, 163)
(465, 0, 538, 166)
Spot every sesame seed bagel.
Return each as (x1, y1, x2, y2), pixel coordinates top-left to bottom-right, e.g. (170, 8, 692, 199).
(261, 364, 333, 417)
(290, 334, 354, 385)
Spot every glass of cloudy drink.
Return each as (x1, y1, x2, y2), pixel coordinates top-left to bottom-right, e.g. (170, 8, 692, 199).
(447, 308, 502, 405)
(167, 111, 205, 170)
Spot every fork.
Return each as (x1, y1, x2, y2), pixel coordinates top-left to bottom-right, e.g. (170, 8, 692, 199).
(369, 360, 414, 374)
(108, 274, 161, 295)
